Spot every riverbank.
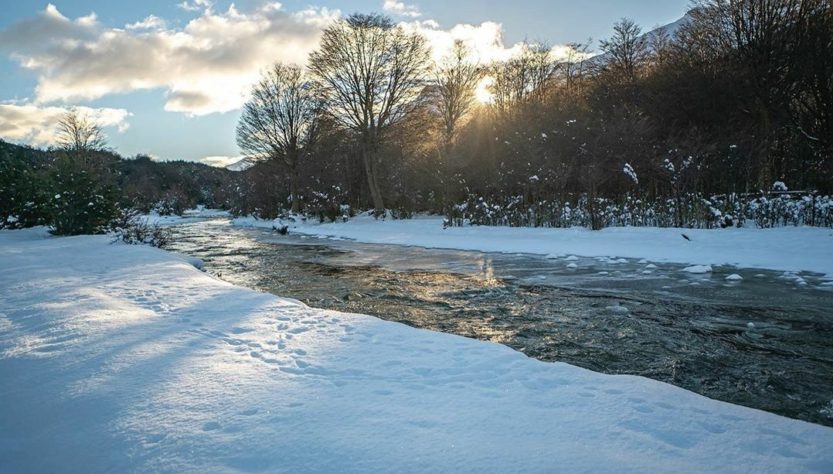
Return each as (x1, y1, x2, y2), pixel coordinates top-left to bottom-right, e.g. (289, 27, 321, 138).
(2, 227, 832, 472)
(235, 215, 833, 278)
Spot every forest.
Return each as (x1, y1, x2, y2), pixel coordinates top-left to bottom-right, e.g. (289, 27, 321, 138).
(235, 0, 833, 229)
(2, 0, 832, 234)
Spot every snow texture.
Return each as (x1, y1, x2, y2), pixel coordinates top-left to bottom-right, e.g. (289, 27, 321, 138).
(2, 228, 833, 472)
(142, 206, 230, 226)
(235, 215, 833, 278)
(683, 265, 713, 274)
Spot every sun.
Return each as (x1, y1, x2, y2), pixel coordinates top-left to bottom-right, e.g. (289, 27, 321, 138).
(474, 76, 494, 104)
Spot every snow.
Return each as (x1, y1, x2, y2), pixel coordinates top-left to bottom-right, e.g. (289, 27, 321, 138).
(605, 304, 630, 315)
(141, 206, 230, 226)
(2, 229, 833, 472)
(623, 163, 639, 184)
(725, 274, 744, 282)
(234, 215, 833, 278)
(683, 265, 713, 274)
(226, 157, 255, 172)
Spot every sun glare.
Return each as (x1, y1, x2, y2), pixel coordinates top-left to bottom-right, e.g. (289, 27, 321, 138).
(474, 76, 494, 104)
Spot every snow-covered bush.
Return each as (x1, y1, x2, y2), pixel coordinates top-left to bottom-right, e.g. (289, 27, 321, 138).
(306, 185, 352, 223)
(448, 192, 833, 230)
(151, 187, 194, 216)
(747, 193, 832, 228)
(49, 157, 121, 236)
(111, 209, 170, 248)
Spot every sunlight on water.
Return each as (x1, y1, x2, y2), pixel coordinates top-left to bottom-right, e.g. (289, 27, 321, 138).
(166, 219, 833, 426)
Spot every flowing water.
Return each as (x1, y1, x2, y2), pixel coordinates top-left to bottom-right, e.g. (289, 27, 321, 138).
(166, 218, 833, 426)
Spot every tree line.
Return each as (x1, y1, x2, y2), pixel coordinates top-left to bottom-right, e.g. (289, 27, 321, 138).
(0, 110, 238, 234)
(235, 0, 832, 228)
(2, 0, 831, 234)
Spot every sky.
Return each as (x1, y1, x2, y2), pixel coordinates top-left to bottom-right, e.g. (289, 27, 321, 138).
(0, 0, 691, 167)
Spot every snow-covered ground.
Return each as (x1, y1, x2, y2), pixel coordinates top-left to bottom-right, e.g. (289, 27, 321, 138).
(2, 228, 833, 472)
(235, 215, 833, 278)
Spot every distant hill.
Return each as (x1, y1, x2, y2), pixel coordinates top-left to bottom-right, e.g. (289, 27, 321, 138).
(0, 139, 240, 213)
(0, 139, 54, 165)
(226, 156, 256, 172)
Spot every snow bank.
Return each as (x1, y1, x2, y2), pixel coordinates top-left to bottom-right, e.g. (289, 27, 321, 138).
(235, 216, 833, 277)
(142, 207, 230, 226)
(683, 265, 713, 274)
(2, 229, 832, 472)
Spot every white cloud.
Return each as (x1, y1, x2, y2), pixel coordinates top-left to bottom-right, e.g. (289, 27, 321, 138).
(126, 15, 166, 31)
(76, 12, 98, 27)
(0, 103, 130, 146)
(402, 20, 522, 64)
(178, 0, 213, 13)
(383, 0, 421, 18)
(0, 3, 578, 120)
(0, 3, 338, 116)
(402, 20, 583, 64)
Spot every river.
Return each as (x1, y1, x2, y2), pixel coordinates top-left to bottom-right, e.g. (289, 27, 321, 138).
(165, 218, 833, 426)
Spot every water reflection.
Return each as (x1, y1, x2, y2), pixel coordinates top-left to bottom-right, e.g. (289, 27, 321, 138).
(166, 219, 833, 426)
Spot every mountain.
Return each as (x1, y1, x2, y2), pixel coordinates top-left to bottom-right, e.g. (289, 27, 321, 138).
(583, 10, 694, 67)
(226, 157, 256, 172)
(652, 10, 694, 40)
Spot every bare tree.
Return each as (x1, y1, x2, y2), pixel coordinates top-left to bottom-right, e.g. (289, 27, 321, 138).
(435, 40, 482, 151)
(51, 109, 119, 235)
(237, 63, 319, 212)
(489, 42, 556, 114)
(682, 0, 824, 183)
(433, 40, 482, 210)
(789, 0, 833, 155)
(649, 26, 674, 66)
(308, 13, 430, 215)
(56, 108, 107, 158)
(561, 40, 592, 93)
(600, 18, 650, 83)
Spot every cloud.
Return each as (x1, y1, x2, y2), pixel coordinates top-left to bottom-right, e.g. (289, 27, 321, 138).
(0, 3, 579, 120)
(0, 103, 130, 146)
(383, 0, 421, 18)
(401, 20, 523, 63)
(402, 20, 583, 64)
(178, 0, 213, 13)
(0, 3, 338, 116)
(126, 15, 166, 31)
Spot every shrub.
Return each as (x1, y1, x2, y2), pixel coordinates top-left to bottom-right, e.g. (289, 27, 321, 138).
(111, 208, 170, 248)
(448, 192, 833, 230)
(49, 156, 121, 235)
(0, 145, 51, 229)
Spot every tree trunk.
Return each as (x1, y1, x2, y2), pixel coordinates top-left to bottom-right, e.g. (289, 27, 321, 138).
(439, 141, 452, 214)
(361, 141, 385, 216)
(289, 166, 300, 213)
